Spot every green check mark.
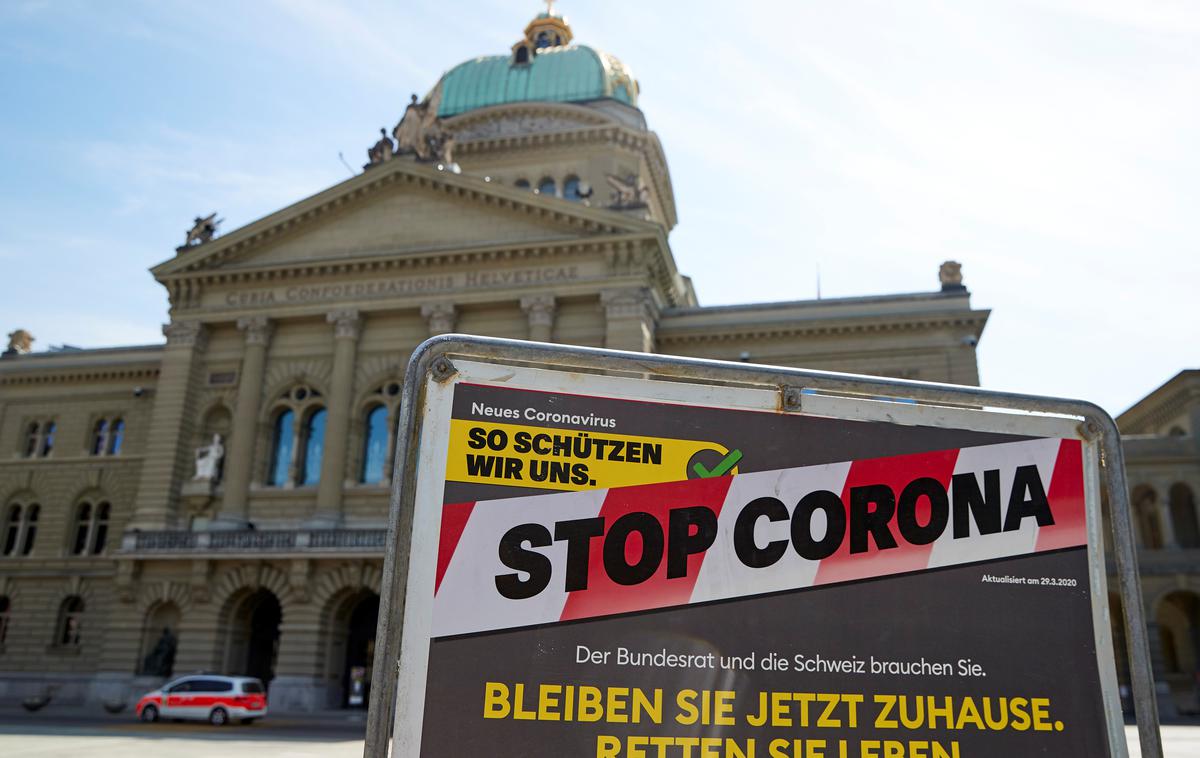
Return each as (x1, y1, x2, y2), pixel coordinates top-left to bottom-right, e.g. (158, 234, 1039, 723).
(693, 449, 743, 478)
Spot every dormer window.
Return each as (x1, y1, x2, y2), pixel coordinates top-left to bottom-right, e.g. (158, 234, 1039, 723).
(514, 45, 530, 65)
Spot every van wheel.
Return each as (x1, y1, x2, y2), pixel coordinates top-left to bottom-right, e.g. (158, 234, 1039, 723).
(209, 707, 228, 726)
(140, 705, 158, 723)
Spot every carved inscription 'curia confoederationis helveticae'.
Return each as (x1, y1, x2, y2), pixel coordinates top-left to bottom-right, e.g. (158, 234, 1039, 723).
(218, 265, 582, 309)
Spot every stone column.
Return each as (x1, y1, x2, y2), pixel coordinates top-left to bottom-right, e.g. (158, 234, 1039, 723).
(601, 288, 657, 353)
(421, 302, 457, 336)
(314, 309, 361, 526)
(217, 316, 273, 527)
(521, 295, 557, 343)
(129, 321, 208, 530)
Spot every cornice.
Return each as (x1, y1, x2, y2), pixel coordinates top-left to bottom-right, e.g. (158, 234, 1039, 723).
(161, 232, 656, 286)
(0, 365, 160, 386)
(1120, 386, 1200, 433)
(657, 311, 991, 345)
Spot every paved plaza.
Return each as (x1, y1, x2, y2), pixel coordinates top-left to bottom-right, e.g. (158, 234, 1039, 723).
(1, 713, 1200, 757)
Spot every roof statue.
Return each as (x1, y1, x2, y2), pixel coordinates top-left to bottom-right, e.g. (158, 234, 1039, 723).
(606, 173, 649, 209)
(392, 87, 457, 167)
(3, 329, 34, 357)
(939, 260, 965, 291)
(365, 128, 395, 168)
(181, 213, 221, 250)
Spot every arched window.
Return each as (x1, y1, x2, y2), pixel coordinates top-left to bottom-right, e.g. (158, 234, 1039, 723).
(268, 410, 295, 487)
(563, 175, 583, 202)
(70, 502, 110, 556)
(56, 596, 83, 647)
(0, 595, 9, 645)
(3, 504, 37, 557)
(537, 177, 557, 197)
(21, 421, 54, 458)
(514, 179, 530, 190)
(299, 409, 327, 486)
(514, 45, 530, 64)
(91, 418, 126, 456)
(361, 405, 389, 484)
(266, 385, 324, 487)
(1170, 484, 1200, 549)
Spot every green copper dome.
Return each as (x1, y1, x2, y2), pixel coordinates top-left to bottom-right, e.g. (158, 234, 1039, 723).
(436, 45, 638, 118)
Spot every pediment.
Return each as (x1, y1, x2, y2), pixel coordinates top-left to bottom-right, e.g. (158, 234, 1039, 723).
(154, 159, 653, 278)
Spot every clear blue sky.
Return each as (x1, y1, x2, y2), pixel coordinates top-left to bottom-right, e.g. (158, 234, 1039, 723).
(1, 0, 1196, 416)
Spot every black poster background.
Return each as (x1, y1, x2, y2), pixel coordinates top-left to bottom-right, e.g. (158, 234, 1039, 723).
(417, 383, 1112, 757)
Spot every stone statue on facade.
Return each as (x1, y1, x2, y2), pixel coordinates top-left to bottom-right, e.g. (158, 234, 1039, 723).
(365, 128, 395, 168)
(140, 627, 177, 677)
(939, 260, 965, 291)
(392, 87, 456, 164)
(193, 434, 225, 482)
(182, 214, 221, 248)
(605, 173, 648, 208)
(3, 329, 34, 357)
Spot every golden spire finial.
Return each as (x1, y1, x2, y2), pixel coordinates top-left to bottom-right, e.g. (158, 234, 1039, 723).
(544, 0, 557, 14)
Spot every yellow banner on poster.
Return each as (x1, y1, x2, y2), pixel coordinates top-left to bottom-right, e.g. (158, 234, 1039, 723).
(445, 419, 735, 491)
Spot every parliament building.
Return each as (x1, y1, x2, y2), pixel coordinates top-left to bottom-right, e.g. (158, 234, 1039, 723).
(0, 8, 1196, 715)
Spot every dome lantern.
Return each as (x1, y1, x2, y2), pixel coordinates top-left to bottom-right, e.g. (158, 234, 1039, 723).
(513, 1, 573, 64)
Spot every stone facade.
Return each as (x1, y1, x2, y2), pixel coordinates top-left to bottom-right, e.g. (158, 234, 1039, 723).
(1112, 370, 1200, 715)
(16, 9, 1190, 715)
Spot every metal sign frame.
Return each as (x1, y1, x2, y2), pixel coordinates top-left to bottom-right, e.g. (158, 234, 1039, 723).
(364, 334, 1162, 758)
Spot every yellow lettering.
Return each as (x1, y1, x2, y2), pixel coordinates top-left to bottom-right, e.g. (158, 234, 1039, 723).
(513, 683, 535, 720)
(580, 686, 603, 722)
(597, 735, 621, 758)
(874, 695, 898, 729)
(483, 682, 510, 719)
(538, 684, 561, 721)
(676, 690, 699, 725)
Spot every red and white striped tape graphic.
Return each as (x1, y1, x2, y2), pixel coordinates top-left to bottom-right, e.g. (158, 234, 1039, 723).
(432, 438, 1086, 638)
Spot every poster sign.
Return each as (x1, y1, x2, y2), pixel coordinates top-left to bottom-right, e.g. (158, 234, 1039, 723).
(379, 346, 1134, 758)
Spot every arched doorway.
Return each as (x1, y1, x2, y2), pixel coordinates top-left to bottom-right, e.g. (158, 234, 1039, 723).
(326, 591, 379, 708)
(223, 589, 281, 687)
(1157, 591, 1200, 710)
